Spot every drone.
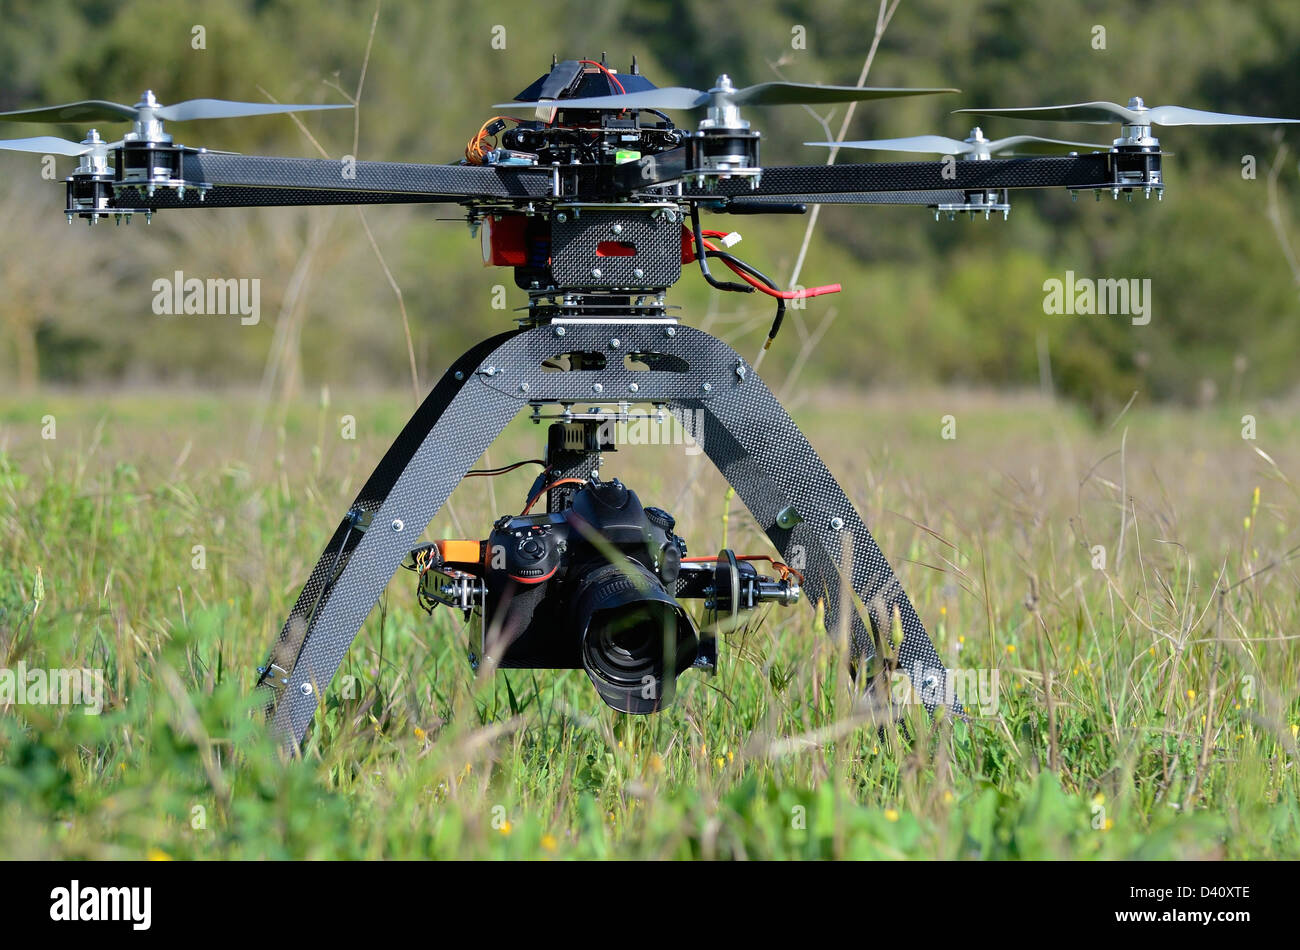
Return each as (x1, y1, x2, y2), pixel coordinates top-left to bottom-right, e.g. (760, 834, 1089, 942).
(4, 56, 1295, 751)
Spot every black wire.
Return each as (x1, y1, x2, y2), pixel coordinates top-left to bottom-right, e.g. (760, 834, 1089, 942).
(704, 249, 787, 346)
(466, 459, 547, 476)
(691, 204, 751, 294)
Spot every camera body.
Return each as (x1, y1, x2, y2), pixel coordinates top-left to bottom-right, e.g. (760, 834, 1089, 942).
(408, 474, 800, 714)
(481, 478, 697, 712)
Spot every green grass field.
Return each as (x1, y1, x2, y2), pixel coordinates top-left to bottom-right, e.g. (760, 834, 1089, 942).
(1, 387, 1297, 859)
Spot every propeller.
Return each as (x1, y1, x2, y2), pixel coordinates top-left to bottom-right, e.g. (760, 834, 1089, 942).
(497, 74, 957, 112)
(0, 91, 352, 126)
(954, 97, 1300, 129)
(805, 127, 1108, 159)
(0, 90, 350, 148)
(0, 132, 121, 156)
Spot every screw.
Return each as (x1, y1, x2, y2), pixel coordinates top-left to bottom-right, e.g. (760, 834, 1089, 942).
(519, 382, 530, 392)
(736, 364, 747, 380)
(299, 682, 313, 696)
(593, 383, 604, 394)
(702, 382, 713, 393)
(666, 326, 677, 337)
(633, 268, 645, 280)
(830, 517, 845, 531)
(454, 370, 464, 380)
(556, 212, 568, 223)
(392, 519, 405, 532)
(612, 223, 623, 235)
(484, 365, 498, 376)
(609, 338, 620, 348)
(628, 382, 639, 393)
(592, 268, 603, 279)
(555, 325, 567, 337)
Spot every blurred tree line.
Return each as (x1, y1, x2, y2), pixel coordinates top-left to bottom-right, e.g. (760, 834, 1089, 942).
(1, 0, 1298, 413)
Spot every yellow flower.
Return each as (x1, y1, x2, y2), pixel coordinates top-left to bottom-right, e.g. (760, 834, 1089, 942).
(884, 809, 900, 822)
(1291, 724, 1298, 740)
(1149, 647, 1155, 656)
(1186, 689, 1196, 700)
(541, 834, 557, 852)
(715, 756, 726, 768)
(617, 740, 624, 749)
(649, 753, 665, 774)
(147, 847, 173, 861)
(1104, 817, 1114, 831)
(939, 606, 947, 617)
(1006, 644, 1015, 654)
(942, 791, 954, 804)
(1092, 792, 1105, 806)
(727, 750, 734, 762)
(413, 726, 425, 741)
(498, 821, 512, 836)
(958, 635, 965, 644)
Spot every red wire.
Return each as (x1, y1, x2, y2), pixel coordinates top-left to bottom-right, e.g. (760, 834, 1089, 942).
(696, 234, 841, 300)
(578, 60, 627, 95)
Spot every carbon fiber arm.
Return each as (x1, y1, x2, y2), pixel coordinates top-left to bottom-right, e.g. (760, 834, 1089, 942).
(128, 152, 556, 209)
(123, 151, 1118, 210)
(617, 148, 1117, 195)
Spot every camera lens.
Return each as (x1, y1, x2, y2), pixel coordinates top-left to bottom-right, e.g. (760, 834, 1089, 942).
(571, 559, 698, 713)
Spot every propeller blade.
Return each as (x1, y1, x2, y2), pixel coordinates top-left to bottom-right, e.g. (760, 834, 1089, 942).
(957, 101, 1300, 128)
(1143, 105, 1300, 126)
(154, 99, 353, 122)
(985, 134, 1109, 154)
(954, 101, 1137, 124)
(495, 86, 708, 112)
(0, 100, 138, 124)
(806, 135, 973, 154)
(734, 82, 958, 106)
(0, 135, 97, 156)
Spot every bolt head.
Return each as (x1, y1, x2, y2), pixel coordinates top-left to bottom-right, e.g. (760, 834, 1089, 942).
(830, 517, 845, 531)
(609, 338, 620, 348)
(702, 382, 713, 392)
(392, 519, 405, 532)
(666, 326, 677, 337)
(555, 325, 567, 336)
(591, 268, 603, 279)
(299, 682, 313, 696)
(629, 382, 639, 392)
(593, 383, 604, 393)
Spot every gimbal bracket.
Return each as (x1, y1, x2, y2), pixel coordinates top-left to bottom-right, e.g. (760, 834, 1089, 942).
(257, 321, 956, 750)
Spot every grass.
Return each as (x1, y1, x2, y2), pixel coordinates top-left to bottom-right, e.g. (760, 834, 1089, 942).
(0, 386, 1297, 859)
